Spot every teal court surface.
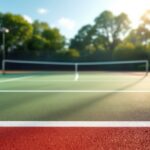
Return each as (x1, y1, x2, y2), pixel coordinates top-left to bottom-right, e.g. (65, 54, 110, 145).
(0, 71, 150, 121)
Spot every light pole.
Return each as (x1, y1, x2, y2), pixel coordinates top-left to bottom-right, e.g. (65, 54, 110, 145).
(0, 27, 9, 74)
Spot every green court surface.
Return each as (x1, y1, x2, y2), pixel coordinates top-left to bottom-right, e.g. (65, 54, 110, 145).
(0, 72, 150, 121)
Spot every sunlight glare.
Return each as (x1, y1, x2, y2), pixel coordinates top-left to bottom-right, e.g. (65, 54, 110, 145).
(111, 0, 150, 28)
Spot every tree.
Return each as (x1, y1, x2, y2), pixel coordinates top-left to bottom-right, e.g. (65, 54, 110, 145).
(27, 20, 66, 59)
(70, 24, 95, 52)
(27, 34, 50, 57)
(126, 27, 150, 46)
(70, 11, 130, 61)
(138, 10, 150, 45)
(66, 48, 80, 60)
(0, 13, 33, 54)
(94, 11, 130, 50)
(42, 28, 65, 51)
(113, 41, 136, 60)
(125, 10, 150, 46)
(32, 20, 49, 35)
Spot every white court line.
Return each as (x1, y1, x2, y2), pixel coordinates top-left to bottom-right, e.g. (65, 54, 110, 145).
(0, 121, 150, 127)
(10, 79, 141, 82)
(0, 76, 32, 83)
(0, 90, 150, 93)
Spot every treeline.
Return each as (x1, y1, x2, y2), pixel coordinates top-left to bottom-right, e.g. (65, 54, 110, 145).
(0, 10, 150, 63)
(0, 13, 67, 62)
(70, 10, 150, 62)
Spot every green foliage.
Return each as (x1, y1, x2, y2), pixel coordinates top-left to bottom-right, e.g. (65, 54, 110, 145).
(94, 11, 130, 50)
(27, 20, 66, 58)
(70, 24, 94, 50)
(113, 42, 149, 61)
(42, 28, 65, 51)
(113, 42, 136, 60)
(32, 20, 49, 35)
(126, 10, 150, 47)
(126, 29, 142, 46)
(67, 48, 80, 59)
(134, 45, 149, 60)
(0, 13, 66, 60)
(1, 10, 150, 62)
(1, 13, 33, 50)
(70, 10, 131, 61)
(27, 35, 50, 57)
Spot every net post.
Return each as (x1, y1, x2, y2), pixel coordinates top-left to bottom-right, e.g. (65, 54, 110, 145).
(145, 60, 149, 76)
(2, 59, 5, 75)
(75, 63, 79, 81)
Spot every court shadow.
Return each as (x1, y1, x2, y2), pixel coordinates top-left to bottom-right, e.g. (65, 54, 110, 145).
(40, 75, 146, 121)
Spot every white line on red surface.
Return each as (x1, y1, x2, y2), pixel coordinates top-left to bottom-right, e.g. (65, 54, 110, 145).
(0, 121, 150, 127)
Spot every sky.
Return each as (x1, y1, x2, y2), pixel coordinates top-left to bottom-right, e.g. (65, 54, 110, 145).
(1, 0, 150, 39)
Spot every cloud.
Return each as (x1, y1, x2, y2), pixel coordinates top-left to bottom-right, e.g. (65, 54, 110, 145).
(37, 8, 48, 15)
(23, 15, 33, 23)
(58, 17, 76, 31)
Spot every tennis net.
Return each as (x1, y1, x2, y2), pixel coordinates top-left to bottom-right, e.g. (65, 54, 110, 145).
(1, 59, 149, 80)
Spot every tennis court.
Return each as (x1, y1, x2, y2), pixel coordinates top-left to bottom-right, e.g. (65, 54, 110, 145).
(0, 67, 150, 121)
